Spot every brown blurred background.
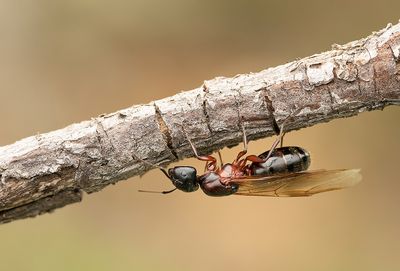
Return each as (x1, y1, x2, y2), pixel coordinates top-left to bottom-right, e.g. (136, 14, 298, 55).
(0, 1, 399, 270)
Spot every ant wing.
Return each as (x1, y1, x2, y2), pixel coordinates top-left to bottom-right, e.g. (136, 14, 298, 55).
(232, 169, 361, 197)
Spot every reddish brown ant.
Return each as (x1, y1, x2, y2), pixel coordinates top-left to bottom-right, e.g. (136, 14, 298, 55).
(136, 121, 361, 197)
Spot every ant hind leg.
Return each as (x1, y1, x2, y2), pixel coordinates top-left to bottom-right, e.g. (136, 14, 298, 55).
(280, 132, 286, 148)
(262, 119, 288, 162)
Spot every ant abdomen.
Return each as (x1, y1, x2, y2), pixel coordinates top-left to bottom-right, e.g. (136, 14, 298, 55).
(250, 146, 311, 175)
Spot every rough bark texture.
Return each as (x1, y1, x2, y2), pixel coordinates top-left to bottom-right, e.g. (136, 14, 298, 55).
(1, 22, 400, 224)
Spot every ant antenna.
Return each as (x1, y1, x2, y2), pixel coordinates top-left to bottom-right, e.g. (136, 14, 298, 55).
(132, 153, 176, 194)
(131, 153, 172, 180)
(138, 188, 177, 194)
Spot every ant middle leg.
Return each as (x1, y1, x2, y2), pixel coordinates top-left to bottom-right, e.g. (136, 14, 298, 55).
(233, 122, 249, 164)
(233, 121, 267, 171)
(217, 150, 224, 167)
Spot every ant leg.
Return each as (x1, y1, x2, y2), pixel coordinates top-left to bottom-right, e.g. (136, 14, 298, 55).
(217, 150, 224, 167)
(261, 109, 299, 161)
(234, 123, 249, 163)
(237, 154, 265, 171)
(280, 132, 286, 148)
(241, 123, 248, 153)
(185, 133, 217, 171)
(273, 117, 287, 148)
(262, 120, 287, 162)
(231, 123, 266, 173)
(186, 136, 217, 164)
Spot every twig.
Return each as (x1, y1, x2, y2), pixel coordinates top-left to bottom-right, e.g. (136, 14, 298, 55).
(0, 22, 399, 224)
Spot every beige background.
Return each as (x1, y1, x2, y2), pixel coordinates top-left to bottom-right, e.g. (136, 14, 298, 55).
(0, 1, 399, 270)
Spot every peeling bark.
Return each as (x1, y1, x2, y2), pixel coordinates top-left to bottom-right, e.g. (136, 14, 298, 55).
(1, 22, 400, 224)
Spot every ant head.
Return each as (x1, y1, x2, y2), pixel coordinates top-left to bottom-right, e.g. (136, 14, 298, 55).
(168, 166, 199, 192)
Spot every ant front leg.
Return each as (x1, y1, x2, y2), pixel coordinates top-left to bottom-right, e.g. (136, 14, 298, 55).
(186, 135, 217, 172)
(228, 122, 265, 176)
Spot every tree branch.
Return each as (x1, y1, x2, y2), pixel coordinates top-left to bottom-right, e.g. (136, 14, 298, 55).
(1, 22, 400, 224)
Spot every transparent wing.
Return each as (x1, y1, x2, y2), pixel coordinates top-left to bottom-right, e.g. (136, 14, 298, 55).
(233, 169, 361, 197)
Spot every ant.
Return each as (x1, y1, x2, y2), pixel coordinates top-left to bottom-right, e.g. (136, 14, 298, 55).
(135, 120, 361, 197)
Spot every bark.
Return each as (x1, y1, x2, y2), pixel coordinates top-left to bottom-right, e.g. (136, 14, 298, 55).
(1, 22, 400, 224)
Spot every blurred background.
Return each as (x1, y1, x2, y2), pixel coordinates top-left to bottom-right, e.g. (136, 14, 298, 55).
(0, 1, 399, 270)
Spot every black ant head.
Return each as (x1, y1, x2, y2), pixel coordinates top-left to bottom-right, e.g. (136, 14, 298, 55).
(168, 166, 199, 192)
